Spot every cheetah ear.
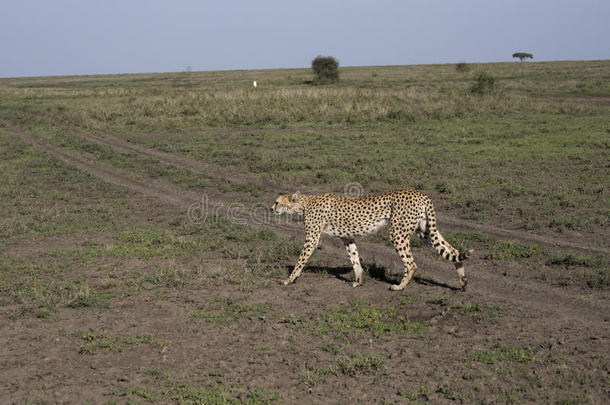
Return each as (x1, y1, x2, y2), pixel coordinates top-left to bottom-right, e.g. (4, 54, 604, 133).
(291, 191, 300, 202)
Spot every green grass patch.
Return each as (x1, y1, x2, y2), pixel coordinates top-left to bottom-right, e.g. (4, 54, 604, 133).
(119, 384, 281, 405)
(115, 378, 281, 404)
(0, 259, 83, 318)
(458, 302, 501, 324)
(333, 352, 386, 376)
(48, 217, 298, 266)
(191, 298, 271, 325)
(586, 268, 609, 290)
(445, 231, 490, 252)
(426, 297, 501, 323)
(486, 240, 543, 261)
(303, 299, 426, 338)
(65, 286, 111, 309)
(0, 127, 159, 245)
(546, 253, 606, 268)
(299, 352, 386, 388)
(471, 345, 536, 365)
(108, 227, 189, 259)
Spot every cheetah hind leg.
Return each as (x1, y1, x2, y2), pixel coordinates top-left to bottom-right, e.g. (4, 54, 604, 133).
(390, 239, 417, 291)
(454, 249, 474, 291)
(344, 240, 364, 287)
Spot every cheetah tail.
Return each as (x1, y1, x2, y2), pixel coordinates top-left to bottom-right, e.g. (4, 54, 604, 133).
(424, 202, 474, 263)
(458, 248, 475, 262)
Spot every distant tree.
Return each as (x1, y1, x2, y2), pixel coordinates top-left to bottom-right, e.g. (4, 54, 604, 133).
(512, 52, 533, 62)
(312, 56, 339, 83)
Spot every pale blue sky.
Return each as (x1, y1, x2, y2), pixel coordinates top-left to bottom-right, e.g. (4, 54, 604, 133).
(1, 0, 609, 78)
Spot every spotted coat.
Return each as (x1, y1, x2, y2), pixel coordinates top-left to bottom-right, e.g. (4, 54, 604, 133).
(272, 189, 473, 290)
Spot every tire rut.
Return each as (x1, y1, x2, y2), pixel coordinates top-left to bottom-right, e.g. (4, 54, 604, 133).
(2, 119, 298, 236)
(69, 127, 278, 189)
(4, 120, 607, 324)
(3, 120, 194, 209)
(65, 125, 609, 256)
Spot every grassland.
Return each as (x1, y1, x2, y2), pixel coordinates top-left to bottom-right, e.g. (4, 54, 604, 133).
(2, 61, 608, 243)
(0, 60, 608, 403)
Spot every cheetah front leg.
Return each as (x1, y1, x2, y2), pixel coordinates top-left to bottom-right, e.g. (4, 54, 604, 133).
(283, 230, 321, 285)
(343, 239, 364, 287)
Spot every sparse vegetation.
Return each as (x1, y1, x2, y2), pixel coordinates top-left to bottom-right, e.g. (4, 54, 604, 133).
(0, 60, 608, 404)
(587, 268, 609, 290)
(470, 71, 497, 94)
(456, 61, 470, 73)
(299, 352, 385, 387)
(300, 298, 426, 339)
(471, 345, 536, 365)
(547, 253, 606, 268)
(115, 379, 281, 404)
(72, 329, 168, 355)
(191, 298, 271, 325)
(427, 297, 501, 324)
(486, 240, 542, 261)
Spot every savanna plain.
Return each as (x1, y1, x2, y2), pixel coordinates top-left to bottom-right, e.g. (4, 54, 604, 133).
(0, 60, 609, 404)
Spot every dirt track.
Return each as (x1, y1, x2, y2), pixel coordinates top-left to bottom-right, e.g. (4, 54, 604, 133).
(2, 121, 609, 403)
(64, 123, 610, 256)
(5, 120, 608, 320)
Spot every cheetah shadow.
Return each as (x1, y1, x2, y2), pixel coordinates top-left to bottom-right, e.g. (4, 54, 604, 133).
(288, 263, 459, 291)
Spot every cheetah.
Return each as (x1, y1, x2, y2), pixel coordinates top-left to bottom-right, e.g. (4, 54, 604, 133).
(272, 189, 473, 291)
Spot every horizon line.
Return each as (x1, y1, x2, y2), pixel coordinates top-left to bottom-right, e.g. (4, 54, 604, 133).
(1, 58, 608, 81)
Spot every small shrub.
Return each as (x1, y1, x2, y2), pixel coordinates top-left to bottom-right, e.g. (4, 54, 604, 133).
(470, 71, 497, 94)
(587, 269, 609, 290)
(435, 181, 455, 194)
(456, 62, 470, 73)
(549, 216, 580, 232)
(312, 55, 339, 83)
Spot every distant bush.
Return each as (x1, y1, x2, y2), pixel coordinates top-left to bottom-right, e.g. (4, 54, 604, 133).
(312, 56, 339, 83)
(456, 62, 470, 73)
(470, 71, 496, 94)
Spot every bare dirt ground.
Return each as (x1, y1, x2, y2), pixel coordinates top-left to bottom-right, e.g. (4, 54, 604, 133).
(2, 122, 608, 404)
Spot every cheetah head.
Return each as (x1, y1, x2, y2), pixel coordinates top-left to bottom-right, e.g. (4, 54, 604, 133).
(272, 192, 304, 215)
